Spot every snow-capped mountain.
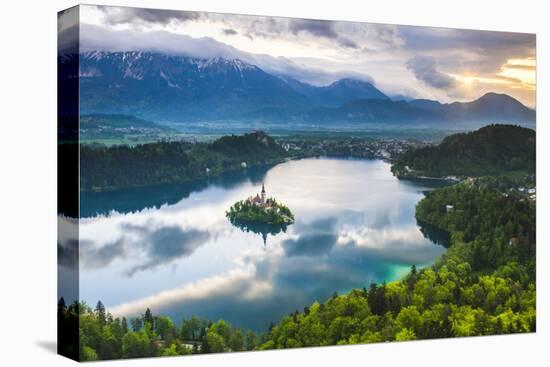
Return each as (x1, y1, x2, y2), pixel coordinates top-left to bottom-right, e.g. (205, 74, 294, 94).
(75, 51, 313, 121)
(58, 51, 535, 125)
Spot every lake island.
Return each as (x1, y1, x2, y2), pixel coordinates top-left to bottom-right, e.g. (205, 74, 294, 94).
(226, 184, 295, 225)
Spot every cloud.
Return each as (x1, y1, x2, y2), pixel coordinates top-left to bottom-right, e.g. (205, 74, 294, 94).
(399, 26, 535, 54)
(58, 25, 79, 56)
(58, 7, 79, 55)
(504, 64, 536, 71)
(79, 24, 241, 59)
(338, 37, 359, 49)
(97, 6, 202, 26)
(494, 74, 524, 84)
(222, 28, 238, 36)
(373, 25, 404, 48)
(242, 17, 287, 39)
(399, 26, 535, 76)
(253, 54, 374, 85)
(288, 19, 359, 49)
(398, 26, 535, 104)
(289, 19, 338, 39)
(406, 56, 457, 90)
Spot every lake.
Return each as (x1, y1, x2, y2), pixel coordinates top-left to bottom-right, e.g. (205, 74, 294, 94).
(76, 158, 447, 331)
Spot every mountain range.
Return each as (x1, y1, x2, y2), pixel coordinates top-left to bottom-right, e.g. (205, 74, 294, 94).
(59, 51, 536, 126)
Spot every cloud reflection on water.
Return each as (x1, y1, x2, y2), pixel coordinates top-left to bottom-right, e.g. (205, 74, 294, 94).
(79, 221, 212, 276)
(108, 216, 444, 330)
(281, 217, 338, 257)
(79, 158, 446, 330)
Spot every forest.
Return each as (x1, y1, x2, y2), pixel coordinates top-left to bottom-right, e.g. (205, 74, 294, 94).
(392, 124, 535, 178)
(60, 174, 536, 361)
(58, 300, 264, 360)
(78, 130, 287, 191)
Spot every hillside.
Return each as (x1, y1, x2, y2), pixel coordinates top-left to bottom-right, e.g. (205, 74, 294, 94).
(445, 93, 535, 123)
(79, 131, 288, 191)
(306, 94, 534, 125)
(302, 78, 389, 107)
(304, 99, 435, 123)
(392, 124, 536, 178)
(211, 131, 286, 161)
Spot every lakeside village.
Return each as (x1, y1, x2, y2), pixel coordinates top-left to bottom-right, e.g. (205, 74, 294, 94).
(277, 137, 430, 161)
(226, 184, 295, 225)
(157, 133, 432, 162)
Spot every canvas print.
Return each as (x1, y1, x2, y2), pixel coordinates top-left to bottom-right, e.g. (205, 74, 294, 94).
(58, 5, 536, 362)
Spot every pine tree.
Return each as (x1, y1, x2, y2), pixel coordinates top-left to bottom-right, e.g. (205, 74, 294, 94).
(131, 317, 142, 332)
(121, 317, 129, 334)
(143, 308, 154, 326)
(95, 301, 106, 326)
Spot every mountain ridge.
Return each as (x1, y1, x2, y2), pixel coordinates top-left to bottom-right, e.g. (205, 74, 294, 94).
(61, 51, 536, 126)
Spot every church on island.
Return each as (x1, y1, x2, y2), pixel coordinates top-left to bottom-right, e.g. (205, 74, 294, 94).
(226, 183, 295, 226)
(249, 184, 270, 207)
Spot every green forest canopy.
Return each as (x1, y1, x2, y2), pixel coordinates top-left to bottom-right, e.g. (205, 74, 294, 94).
(392, 124, 535, 178)
(77, 131, 287, 191)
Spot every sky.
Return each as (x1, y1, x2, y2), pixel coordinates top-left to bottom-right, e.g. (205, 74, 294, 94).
(67, 5, 535, 107)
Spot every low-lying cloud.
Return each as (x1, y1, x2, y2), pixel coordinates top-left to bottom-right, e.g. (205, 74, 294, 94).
(78, 23, 374, 87)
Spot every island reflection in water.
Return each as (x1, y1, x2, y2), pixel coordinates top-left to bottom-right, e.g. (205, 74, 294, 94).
(229, 218, 289, 246)
(77, 158, 450, 331)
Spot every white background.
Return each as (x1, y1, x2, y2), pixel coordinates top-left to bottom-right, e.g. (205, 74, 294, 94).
(0, 0, 547, 365)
